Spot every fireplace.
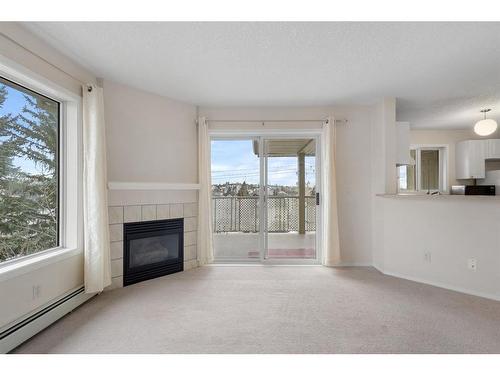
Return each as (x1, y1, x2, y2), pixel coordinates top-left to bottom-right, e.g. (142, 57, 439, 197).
(123, 218, 184, 286)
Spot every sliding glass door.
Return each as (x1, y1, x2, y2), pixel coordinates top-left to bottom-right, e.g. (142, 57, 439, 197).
(263, 138, 318, 261)
(211, 135, 320, 263)
(211, 138, 262, 261)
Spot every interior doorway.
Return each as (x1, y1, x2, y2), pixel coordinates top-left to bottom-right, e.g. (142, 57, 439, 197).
(210, 135, 321, 264)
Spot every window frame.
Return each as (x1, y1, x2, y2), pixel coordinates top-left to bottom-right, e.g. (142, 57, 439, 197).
(411, 144, 449, 193)
(0, 56, 83, 276)
(0, 76, 62, 259)
(397, 149, 416, 192)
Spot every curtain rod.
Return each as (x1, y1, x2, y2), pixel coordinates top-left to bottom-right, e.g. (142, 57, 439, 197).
(205, 119, 348, 124)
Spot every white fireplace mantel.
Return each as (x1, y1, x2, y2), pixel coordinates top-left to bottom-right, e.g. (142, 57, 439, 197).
(108, 182, 200, 191)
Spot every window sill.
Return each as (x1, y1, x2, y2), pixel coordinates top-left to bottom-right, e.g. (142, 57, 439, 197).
(0, 247, 82, 282)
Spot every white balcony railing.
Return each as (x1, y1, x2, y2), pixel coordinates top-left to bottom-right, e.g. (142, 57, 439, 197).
(212, 196, 316, 233)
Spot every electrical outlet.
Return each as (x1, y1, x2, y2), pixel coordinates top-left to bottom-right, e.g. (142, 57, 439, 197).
(424, 252, 432, 263)
(467, 258, 477, 271)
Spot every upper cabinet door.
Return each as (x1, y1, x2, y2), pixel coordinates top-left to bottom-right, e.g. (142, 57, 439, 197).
(456, 140, 486, 179)
(486, 139, 500, 159)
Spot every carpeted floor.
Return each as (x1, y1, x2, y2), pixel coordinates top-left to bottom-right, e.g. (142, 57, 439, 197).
(12, 266, 500, 354)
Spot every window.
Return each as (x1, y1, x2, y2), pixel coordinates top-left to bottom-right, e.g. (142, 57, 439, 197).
(0, 76, 60, 263)
(397, 147, 447, 193)
(420, 149, 439, 190)
(398, 149, 416, 191)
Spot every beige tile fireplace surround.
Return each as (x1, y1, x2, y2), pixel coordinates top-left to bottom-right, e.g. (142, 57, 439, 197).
(106, 191, 199, 291)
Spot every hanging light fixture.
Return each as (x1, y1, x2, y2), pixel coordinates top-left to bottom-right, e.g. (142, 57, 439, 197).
(474, 109, 498, 136)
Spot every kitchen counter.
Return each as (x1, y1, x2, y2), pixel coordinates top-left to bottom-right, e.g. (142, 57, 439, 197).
(376, 193, 500, 200)
(373, 191, 500, 301)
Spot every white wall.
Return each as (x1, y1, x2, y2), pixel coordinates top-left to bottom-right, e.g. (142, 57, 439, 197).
(0, 23, 94, 330)
(104, 80, 198, 184)
(373, 195, 500, 300)
(199, 105, 374, 265)
(334, 106, 374, 265)
(0, 256, 83, 328)
(370, 98, 397, 269)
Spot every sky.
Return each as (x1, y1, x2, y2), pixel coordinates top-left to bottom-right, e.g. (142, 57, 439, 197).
(211, 139, 316, 187)
(0, 82, 45, 175)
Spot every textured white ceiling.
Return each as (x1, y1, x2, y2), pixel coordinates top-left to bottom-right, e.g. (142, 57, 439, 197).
(22, 22, 500, 129)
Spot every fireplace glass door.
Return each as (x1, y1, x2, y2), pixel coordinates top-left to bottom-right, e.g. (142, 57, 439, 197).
(128, 232, 180, 269)
(123, 218, 184, 286)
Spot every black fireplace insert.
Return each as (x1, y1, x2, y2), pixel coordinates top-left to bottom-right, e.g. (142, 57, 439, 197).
(123, 218, 184, 286)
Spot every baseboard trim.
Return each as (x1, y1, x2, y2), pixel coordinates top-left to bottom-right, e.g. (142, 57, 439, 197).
(335, 262, 373, 267)
(374, 266, 500, 302)
(0, 286, 95, 353)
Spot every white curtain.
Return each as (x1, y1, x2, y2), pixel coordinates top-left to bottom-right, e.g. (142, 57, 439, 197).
(321, 117, 341, 266)
(83, 84, 111, 293)
(197, 117, 214, 265)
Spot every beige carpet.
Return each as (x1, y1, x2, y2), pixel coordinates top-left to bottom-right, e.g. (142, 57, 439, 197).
(12, 266, 500, 354)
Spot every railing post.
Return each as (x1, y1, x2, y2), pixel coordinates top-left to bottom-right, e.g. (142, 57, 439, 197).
(238, 197, 241, 232)
(230, 197, 234, 232)
(298, 153, 306, 234)
(213, 198, 217, 232)
(254, 197, 257, 232)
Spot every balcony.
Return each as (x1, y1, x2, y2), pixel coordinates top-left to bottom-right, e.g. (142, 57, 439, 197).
(212, 196, 316, 259)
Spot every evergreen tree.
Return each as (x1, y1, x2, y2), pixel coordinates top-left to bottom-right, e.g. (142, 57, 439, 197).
(0, 83, 58, 262)
(237, 181, 249, 196)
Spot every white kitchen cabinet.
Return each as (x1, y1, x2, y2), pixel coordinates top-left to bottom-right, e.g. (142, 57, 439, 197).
(455, 140, 486, 179)
(486, 139, 500, 159)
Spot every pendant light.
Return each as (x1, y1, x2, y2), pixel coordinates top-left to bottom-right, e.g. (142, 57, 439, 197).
(474, 109, 498, 136)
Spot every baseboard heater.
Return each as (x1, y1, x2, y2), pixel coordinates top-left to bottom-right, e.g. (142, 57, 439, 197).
(0, 286, 93, 353)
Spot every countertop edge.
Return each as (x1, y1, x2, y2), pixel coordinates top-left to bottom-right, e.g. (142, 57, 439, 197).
(376, 194, 500, 200)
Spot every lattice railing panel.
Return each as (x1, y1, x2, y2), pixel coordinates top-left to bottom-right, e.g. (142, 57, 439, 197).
(212, 196, 316, 233)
